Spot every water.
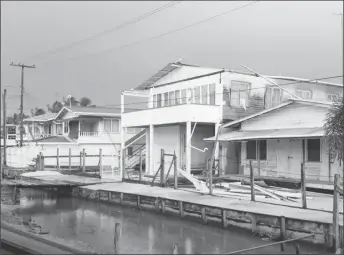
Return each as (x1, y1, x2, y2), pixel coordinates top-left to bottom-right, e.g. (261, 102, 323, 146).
(14, 188, 325, 254)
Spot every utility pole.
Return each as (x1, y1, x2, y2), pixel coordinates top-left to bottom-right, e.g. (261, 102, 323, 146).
(2, 89, 7, 166)
(10, 63, 36, 147)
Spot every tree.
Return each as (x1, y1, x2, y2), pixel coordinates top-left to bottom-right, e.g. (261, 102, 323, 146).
(31, 107, 46, 116)
(79, 97, 92, 107)
(47, 101, 64, 113)
(324, 101, 344, 166)
(6, 112, 30, 125)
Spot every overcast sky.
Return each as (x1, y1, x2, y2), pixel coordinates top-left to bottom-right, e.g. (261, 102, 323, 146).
(1, 1, 343, 115)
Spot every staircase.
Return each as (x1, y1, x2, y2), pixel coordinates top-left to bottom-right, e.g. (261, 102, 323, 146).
(126, 145, 146, 170)
(124, 129, 146, 171)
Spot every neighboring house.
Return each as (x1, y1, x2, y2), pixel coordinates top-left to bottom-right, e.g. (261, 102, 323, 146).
(205, 99, 342, 183)
(121, 61, 343, 176)
(23, 106, 145, 172)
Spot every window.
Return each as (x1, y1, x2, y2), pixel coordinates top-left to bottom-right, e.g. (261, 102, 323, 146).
(153, 95, 157, 108)
(307, 139, 321, 162)
(201, 85, 208, 104)
(163, 92, 169, 107)
(175, 90, 181, 105)
(181, 89, 187, 104)
(265, 87, 282, 108)
(56, 123, 63, 135)
(246, 141, 256, 160)
(209, 83, 216, 105)
(230, 81, 250, 107)
(246, 140, 267, 160)
(188, 88, 194, 103)
(328, 94, 339, 102)
(64, 121, 69, 133)
(104, 119, 119, 133)
(157, 94, 162, 108)
(296, 89, 312, 100)
(169, 91, 175, 106)
(193, 86, 200, 104)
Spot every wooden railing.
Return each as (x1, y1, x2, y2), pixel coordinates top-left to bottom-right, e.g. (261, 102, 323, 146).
(79, 131, 99, 137)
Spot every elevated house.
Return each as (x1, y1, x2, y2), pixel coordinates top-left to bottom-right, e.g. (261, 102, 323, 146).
(205, 99, 343, 184)
(22, 106, 145, 173)
(121, 61, 343, 178)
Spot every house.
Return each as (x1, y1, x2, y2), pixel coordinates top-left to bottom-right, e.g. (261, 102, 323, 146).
(121, 61, 343, 177)
(22, 106, 145, 173)
(205, 99, 343, 183)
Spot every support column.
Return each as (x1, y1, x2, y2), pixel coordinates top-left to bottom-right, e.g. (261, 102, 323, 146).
(149, 124, 154, 175)
(186, 121, 191, 174)
(120, 93, 125, 181)
(145, 128, 150, 175)
(214, 123, 221, 162)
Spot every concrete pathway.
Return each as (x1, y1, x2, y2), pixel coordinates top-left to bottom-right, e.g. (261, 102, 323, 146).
(1, 228, 73, 254)
(85, 182, 343, 226)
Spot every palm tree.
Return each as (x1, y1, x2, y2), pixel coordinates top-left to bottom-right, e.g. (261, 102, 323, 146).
(324, 101, 344, 166)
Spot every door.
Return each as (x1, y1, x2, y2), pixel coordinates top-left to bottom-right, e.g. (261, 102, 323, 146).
(287, 139, 301, 178)
(224, 142, 241, 174)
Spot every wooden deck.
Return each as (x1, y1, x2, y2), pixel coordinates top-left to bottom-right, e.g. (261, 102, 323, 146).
(1, 179, 79, 188)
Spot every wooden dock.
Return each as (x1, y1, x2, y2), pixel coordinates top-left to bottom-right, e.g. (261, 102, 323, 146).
(1, 179, 79, 188)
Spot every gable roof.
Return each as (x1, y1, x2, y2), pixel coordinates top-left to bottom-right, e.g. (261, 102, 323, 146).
(221, 99, 332, 129)
(56, 106, 122, 120)
(135, 62, 201, 90)
(23, 113, 57, 123)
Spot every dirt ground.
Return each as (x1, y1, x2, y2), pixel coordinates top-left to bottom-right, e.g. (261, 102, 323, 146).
(0, 186, 106, 254)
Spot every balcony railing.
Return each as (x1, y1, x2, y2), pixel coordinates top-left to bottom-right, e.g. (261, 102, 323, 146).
(79, 131, 99, 137)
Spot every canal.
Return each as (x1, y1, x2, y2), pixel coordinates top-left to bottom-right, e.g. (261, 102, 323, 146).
(12, 188, 326, 254)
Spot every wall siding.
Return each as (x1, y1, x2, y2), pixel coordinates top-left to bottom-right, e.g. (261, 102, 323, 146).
(241, 138, 342, 182)
(241, 103, 329, 131)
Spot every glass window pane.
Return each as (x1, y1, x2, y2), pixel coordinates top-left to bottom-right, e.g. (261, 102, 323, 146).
(111, 119, 119, 133)
(169, 91, 175, 106)
(175, 90, 181, 105)
(164, 92, 169, 107)
(104, 119, 111, 133)
(194, 87, 200, 104)
(201, 85, 208, 104)
(153, 95, 157, 108)
(209, 84, 216, 105)
(181, 89, 186, 104)
(157, 94, 162, 107)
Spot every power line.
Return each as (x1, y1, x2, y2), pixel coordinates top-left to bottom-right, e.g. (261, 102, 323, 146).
(24, 1, 181, 63)
(43, 1, 259, 65)
(98, 74, 343, 108)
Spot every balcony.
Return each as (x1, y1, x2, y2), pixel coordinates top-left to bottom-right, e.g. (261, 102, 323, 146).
(122, 104, 222, 127)
(79, 131, 99, 137)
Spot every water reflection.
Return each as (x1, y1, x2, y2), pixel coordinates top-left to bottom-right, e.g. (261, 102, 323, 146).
(14, 188, 326, 254)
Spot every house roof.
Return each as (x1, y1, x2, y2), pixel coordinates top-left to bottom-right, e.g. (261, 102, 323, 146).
(135, 62, 201, 90)
(66, 106, 122, 116)
(134, 61, 343, 91)
(32, 136, 73, 143)
(221, 99, 331, 129)
(23, 113, 57, 123)
(205, 127, 324, 142)
(267, 75, 343, 88)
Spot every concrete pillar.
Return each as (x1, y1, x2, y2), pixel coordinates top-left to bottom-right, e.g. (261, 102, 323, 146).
(145, 128, 150, 175)
(186, 121, 191, 174)
(214, 123, 221, 161)
(149, 124, 154, 175)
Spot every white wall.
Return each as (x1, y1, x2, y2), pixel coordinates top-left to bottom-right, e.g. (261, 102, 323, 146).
(241, 103, 329, 131)
(151, 125, 180, 175)
(240, 138, 342, 182)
